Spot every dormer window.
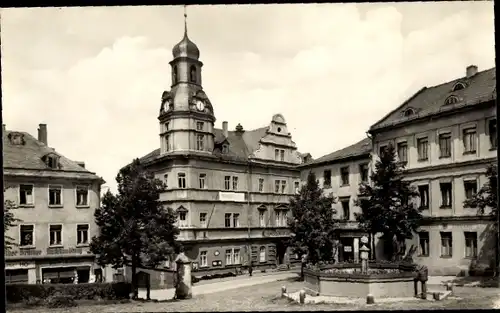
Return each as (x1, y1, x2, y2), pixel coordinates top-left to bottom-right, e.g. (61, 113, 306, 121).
(8, 132, 25, 145)
(403, 108, 415, 117)
(43, 153, 60, 169)
(444, 95, 459, 106)
(452, 82, 466, 91)
(222, 144, 229, 154)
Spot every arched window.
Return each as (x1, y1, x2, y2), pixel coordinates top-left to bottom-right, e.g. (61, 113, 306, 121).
(403, 108, 415, 117)
(172, 65, 178, 84)
(189, 65, 197, 83)
(444, 96, 459, 106)
(259, 246, 266, 262)
(452, 82, 466, 91)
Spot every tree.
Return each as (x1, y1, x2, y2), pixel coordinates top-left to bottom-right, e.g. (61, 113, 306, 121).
(463, 163, 498, 275)
(90, 158, 180, 298)
(355, 143, 422, 261)
(4, 187, 21, 252)
(287, 171, 337, 265)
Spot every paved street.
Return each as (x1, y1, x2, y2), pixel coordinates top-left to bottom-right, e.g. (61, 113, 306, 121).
(138, 271, 298, 301)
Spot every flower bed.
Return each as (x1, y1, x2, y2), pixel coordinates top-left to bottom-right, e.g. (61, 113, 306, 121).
(303, 262, 417, 299)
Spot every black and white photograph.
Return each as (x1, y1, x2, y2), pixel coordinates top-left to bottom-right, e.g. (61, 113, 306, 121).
(1, 1, 498, 311)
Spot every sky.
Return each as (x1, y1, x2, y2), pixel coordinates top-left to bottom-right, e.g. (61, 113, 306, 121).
(1, 2, 495, 193)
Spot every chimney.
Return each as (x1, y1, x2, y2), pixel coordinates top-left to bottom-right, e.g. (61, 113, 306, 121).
(76, 161, 85, 168)
(38, 123, 47, 145)
(466, 65, 478, 78)
(222, 121, 228, 138)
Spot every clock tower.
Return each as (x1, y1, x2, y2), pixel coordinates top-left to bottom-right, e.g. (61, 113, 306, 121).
(158, 8, 216, 155)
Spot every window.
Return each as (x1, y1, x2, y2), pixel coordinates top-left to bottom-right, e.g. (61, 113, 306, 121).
(77, 224, 89, 245)
(452, 82, 466, 91)
(440, 232, 453, 257)
(222, 144, 229, 154)
(199, 173, 206, 189)
(464, 180, 477, 200)
(165, 122, 169, 131)
(397, 142, 408, 163)
(232, 177, 238, 190)
(48, 185, 62, 206)
(199, 213, 207, 227)
(341, 200, 350, 220)
(439, 133, 451, 158)
(489, 119, 497, 149)
(280, 150, 285, 161)
(224, 176, 231, 190)
(173, 65, 178, 84)
(404, 108, 414, 117)
(417, 137, 429, 161)
(225, 213, 231, 228)
(165, 135, 171, 151)
(76, 185, 89, 206)
(178, 212, 187, 227)
(379, 145, 387, 157)
(275, 211, 281, 226)
(196, 121, 204, 131)
(418, 185, 429, 209)
(164, 174, 168, 188)
(47, 156, 58, 169)
(200, 251, 207, 267)
(225, 249, 232, 265)
(323, 170, 332, 188)
(418, 232, 429, 256)
(464, 232, 478, 258)
(196, 134, 204, 151)
(463, 128, 477, 153)
(258, 178, 264, 192)
(440, 182, 452, 208)
(274, 149, 279, 161)
(275, 211, 286, 227)
(233, 213, 240, 227)
(340, 167, 350, 186)
(281, 180, 287, 194)
(189, 65, 197, 83)
(274, 180, 280, 193)
(233, 249, 241, 264)
(19, 184, 34, 206)
(294, 181, 300, 194)
(178, 173, 186, 189)
(259, 246, 266, 262)
(444, 96, 459, 105)
(49, 225, 62, 246)
(20, 225, 34, 247)
(359, 164, 369, 183)
(259, 211, 265, 227)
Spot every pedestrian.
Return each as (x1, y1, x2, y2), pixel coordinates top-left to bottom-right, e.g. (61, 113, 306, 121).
(249, 261, 253, 277)
(300, 253, 307, 281)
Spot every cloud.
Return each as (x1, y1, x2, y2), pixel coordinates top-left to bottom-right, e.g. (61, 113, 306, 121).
(1, 3, 495, 193)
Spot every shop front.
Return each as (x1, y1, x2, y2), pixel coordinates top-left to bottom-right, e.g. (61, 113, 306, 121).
(5, 260, 37, 284)
(336, 230, 370, 263)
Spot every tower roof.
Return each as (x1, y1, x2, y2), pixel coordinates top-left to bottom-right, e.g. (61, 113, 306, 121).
(172, 6, 200, 60)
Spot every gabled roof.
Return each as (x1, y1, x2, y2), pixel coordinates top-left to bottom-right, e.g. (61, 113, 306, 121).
(3, 129, 102, 181)
(370, 67, 496, 131)
(300, 138, 372, 168)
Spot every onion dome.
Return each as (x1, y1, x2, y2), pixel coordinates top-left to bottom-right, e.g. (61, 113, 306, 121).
(172, 17, 200, 59)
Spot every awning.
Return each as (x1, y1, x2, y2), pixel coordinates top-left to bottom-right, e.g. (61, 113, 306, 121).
(43, 268, 75, 279)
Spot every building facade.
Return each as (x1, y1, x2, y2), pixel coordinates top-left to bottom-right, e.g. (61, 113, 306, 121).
(299, 138, 377, 263)
(3, 124, 108, 284)
(368, 65, 497, 275)
(137, 24, 307, 276)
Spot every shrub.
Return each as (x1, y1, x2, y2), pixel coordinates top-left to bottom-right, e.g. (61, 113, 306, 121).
(25, 297, 43, 307)
(6, 282, 132, 304)
(44, 292, 77, 308)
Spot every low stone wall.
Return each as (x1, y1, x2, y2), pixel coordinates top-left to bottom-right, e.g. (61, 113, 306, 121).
(303, 265, 417, 298)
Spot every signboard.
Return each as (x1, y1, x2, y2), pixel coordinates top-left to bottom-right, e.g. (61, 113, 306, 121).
(46, 247, 86, 255)
(6, 249, 42, 257)
(361, 236, 369, 244)
(219, 192, 245, 202)
(262, 230, 290, 238)
(5, 261, 36, 270)
(344, 246, 352, 252)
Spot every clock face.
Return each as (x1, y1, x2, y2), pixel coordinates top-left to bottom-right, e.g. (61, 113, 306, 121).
(196, 100, 205, 111)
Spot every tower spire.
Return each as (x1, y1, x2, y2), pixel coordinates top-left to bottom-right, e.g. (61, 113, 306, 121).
(184, 5, 188, 37)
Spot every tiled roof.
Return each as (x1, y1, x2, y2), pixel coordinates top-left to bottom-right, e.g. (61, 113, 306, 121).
(371, 67, 496, 131)
(140, 126, 301, 165)
(300, 138, 372, 167)
(3, 130, 102, 181)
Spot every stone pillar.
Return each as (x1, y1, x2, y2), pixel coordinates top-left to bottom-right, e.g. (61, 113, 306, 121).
(174, 252, 193, 299)
(360, 245, 370, 274)
(28, 268, 37, 284)
(353, 238, 360, 263)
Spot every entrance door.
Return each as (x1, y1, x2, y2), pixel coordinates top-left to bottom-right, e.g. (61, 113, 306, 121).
(275, 241, 286, 265)
(77, 269, 90, 283)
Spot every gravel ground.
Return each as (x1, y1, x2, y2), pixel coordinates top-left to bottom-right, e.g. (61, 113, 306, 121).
(7, 278, 500, 312)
